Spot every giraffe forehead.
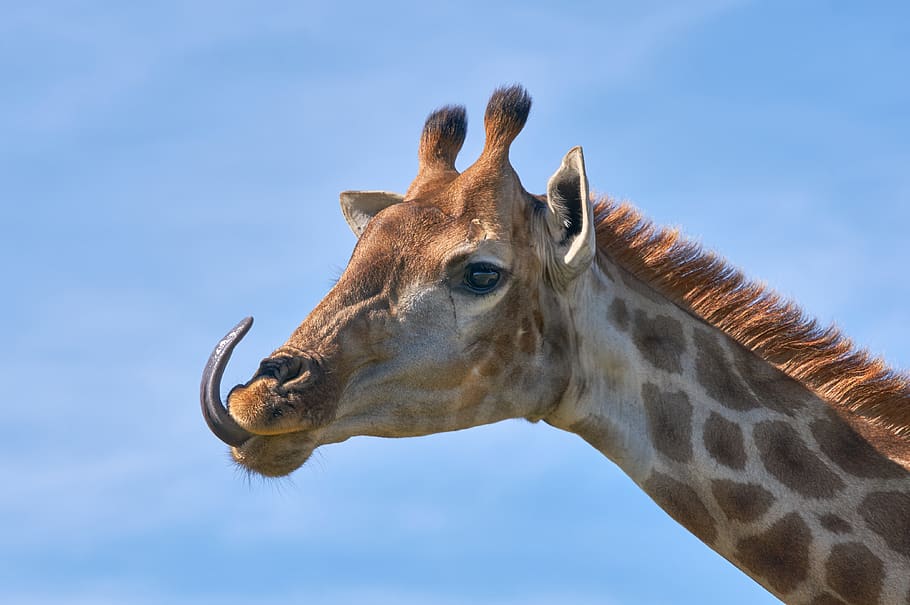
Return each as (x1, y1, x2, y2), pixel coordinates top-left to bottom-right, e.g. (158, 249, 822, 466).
(352, 203, 512, 277)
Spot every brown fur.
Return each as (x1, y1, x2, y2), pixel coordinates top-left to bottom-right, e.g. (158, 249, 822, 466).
(593, 199, 910, 441)
(642, 382, 694, 463)
(703, 412, 748, 470)
(859, 491, 910, 556)
(709, 479, 773, 523)
(734, 512, 811, 595)
(824, 542, 884, 605)
(754, 420, 845, 498)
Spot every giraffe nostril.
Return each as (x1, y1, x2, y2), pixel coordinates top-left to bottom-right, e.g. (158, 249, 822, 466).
(256, 356, 305, 386)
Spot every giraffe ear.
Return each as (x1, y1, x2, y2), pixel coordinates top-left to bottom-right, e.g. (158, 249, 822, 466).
(339, 190, 405, 237)
(543, 146, 595, 286)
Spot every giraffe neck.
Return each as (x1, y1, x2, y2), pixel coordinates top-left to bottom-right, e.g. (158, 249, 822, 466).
(545, 255, 910, 604)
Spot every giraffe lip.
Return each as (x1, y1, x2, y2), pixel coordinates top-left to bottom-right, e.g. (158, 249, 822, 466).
(225, 377, 335, 437)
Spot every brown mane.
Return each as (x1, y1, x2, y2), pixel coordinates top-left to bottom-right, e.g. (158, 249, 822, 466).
(593, 198, 910, 438)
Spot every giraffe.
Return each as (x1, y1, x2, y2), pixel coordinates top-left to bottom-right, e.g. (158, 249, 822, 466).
(201, 86, 910, 604)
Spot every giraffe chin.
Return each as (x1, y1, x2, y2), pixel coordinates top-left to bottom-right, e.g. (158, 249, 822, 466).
(230, 431, 317, 478)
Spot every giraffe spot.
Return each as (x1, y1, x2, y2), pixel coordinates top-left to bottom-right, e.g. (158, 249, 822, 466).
(703, 411, 747, 470)
(754, 420, 844, 499)
(642, 383, 693, 463)
(811, 412, 906, 479)
(643, 472, 717, 545)
(710, 479, 773, 523)
(608, 298, 630, 332)
(811, 593, 847, 605)
(694, 329, 761, 411)
(735, 512, 810, 595)
(732, 344, 807, 415)
(632, 311, 686, 374)
(825, 542, 884, 605)
(859, 491, 910, 557)
(819, 513, 852, 535)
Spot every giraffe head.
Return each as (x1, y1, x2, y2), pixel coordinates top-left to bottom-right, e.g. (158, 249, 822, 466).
(201, 86, 597, 476)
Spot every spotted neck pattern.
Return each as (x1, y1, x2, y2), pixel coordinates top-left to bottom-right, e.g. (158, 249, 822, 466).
(546, 253, 910, 605)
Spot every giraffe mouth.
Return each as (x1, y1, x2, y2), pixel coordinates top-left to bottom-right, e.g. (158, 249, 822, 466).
(200, 318, 334, 477)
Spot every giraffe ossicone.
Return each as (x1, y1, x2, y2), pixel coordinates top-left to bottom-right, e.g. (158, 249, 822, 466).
(201, 85, 910, 603)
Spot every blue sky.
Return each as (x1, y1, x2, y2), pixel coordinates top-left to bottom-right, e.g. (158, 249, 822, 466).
(2, 1, 908, 603)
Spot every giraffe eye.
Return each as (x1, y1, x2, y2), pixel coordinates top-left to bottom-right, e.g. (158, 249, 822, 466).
(463, 263, 501, 294)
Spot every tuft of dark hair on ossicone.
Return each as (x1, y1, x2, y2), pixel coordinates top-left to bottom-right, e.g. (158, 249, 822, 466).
(419, 105, 468, 171)
(482, 85, 532, 154)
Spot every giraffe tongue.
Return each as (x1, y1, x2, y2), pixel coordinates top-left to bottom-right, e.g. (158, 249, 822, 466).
(200, 317, 257, 447)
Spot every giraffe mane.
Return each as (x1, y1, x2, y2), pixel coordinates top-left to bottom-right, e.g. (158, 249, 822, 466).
(593, 198, 910, 438)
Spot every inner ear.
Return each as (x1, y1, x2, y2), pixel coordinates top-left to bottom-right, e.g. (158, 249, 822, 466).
(543, 146, 595, 286)
(339, 190, 404, 237)
(549, 167, 584, 243)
